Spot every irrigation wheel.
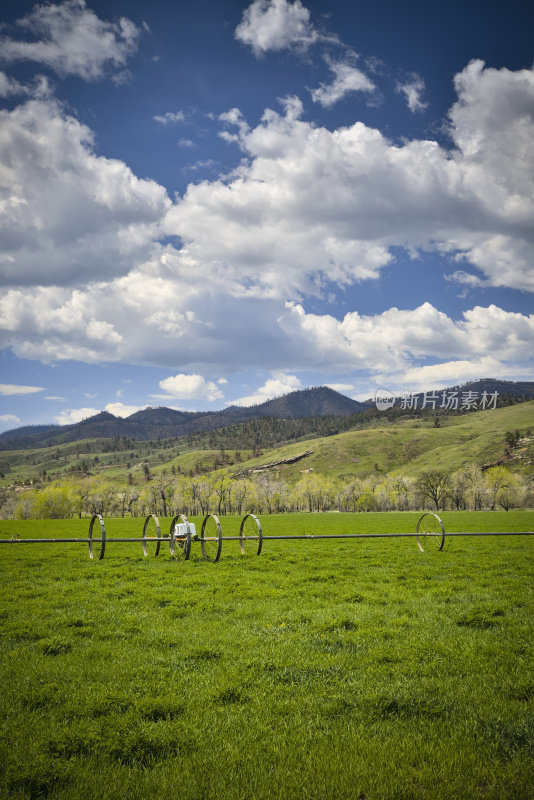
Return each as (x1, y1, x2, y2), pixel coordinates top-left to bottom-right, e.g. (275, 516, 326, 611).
(169, 514, 191, 560)
(88, 514, 106, 560)
(200, 514, 222, 562)
(416, 512, 445, 552)
(142, 514, 162, 557)
(239, 513, 263, 556)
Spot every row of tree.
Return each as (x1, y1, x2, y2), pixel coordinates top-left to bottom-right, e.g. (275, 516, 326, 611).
(1, 464, 531, 520)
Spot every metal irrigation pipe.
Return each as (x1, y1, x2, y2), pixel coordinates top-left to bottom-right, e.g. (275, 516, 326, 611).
(4, 531, 529, 542)
(230, 531, 534, 539)
(0, 511, 532, 562)
(428, 531, 533, 536)
(0, 537, 179, 543)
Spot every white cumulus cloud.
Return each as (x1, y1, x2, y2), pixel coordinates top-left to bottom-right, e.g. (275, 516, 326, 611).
(396, 75, 428, 112)
(372, 357, 529, 394)
(0, 414, 20, 425)
(0, 71, 53, 99)
(279, 301, 534, 376)
(0, 60, 532, 387)
(310, 56, 375, 107)
(235, 0, 322, 56)
(154, 374, 224, 402)
(0, 98, 170, 288)
(54, 407, 99, 425)
(326, 383, 355, 393)
(0, 71, 28, 98)
(0, 0, 140, 81)
(153, 111, 186, 124)
(232, 373, 302, 406)
(105, 402, 145, 418)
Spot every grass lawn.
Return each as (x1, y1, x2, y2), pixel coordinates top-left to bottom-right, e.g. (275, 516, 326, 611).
(0, 511, 533, 799)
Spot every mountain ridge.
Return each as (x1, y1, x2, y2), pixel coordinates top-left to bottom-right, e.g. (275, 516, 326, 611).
(1, 379, 533, 451)
(0, 386, 368, 450)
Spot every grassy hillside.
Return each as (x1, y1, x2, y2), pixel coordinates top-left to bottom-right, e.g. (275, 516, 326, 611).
(1, 401, 533, 488)
(227, 401, 534, 483)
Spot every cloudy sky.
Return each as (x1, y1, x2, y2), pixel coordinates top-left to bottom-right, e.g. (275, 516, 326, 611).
(0, 0, 533, 431)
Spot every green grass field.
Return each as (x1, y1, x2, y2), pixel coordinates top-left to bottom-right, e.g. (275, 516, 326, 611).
(1, 511, 533, 799)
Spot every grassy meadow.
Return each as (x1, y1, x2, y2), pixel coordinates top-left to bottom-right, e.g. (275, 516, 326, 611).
(0, 511, 533, 799)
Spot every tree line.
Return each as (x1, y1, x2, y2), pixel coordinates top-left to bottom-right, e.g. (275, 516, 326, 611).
(1, 463, 531, 520)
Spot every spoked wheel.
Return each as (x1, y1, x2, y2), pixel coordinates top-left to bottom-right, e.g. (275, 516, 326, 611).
(88, 514, 106, 560)
(142, 514, 162, 557)
(169, 514, 191, 561)
(239, 513, 263, 556)
(201, 514, 222, 562)
(416, 512, 445, 552)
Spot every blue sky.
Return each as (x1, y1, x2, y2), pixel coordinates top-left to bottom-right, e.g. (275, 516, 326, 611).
(0, 0, 533, 431)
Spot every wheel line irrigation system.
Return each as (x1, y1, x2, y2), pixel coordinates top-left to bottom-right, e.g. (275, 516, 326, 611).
(0, 513, 532, 562)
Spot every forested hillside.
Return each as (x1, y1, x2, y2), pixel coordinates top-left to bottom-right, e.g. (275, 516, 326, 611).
(0, 387, 368, 449)
(1, 400, 532, 520)
(2, 380, 533, 451)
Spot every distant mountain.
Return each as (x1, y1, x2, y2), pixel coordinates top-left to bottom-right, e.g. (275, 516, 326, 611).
(421, 378, 534, 400)
(1, 380, 532, 452)
(0, 386, 368, 450)
(255, 386, 366, 418)
(369, 378, 534, 408)
(0, 424, 61, 447)
(126, 407, 200, 426)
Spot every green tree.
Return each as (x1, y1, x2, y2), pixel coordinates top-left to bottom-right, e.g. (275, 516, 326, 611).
(15, 493, 37, 520)
(415, 470, 451, 510)
(186, 475, 214, 515)
(149, 474, 174, 517)
(459, 463, 487, 510)
(0, 486, 9, 513)
(356, 489, 378, 512)
(484, 466, 511, 510)
(212, 470, 233, 515)
(448, 469, 467, 510)
(484, 466, 523, 511)
(32, 484, 76, 519)
(334, 478, 364, 512)
(505, 430, 521, 448)
(230, 477, 255, 515)
(294, 473, 333, 513)
(387, 472, 414, 511)
(84, 477, 116, 516)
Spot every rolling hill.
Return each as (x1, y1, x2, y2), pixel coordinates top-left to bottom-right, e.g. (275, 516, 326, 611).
(1, 398, 532, 488)
(223, 400, 534, 484)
